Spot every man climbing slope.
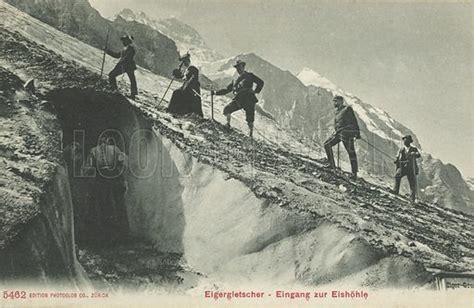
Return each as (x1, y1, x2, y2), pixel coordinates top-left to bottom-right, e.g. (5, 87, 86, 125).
(392, 135, 421, 203)
(211, 60, 264, 138)
(106, 35, 138, 99)
(324, 95, 361, 179)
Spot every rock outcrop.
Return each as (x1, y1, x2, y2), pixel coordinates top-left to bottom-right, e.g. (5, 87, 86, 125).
(116, 9, 222, 64)
(0, 67, 83, 285)
(5, 0, 180, 77)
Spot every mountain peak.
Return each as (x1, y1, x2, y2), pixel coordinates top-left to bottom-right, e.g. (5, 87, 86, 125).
(297, 67, 339, 92)
(119, 8, 133, 15)
(117, 8, 136, 19)
(115, 8, 222, 63)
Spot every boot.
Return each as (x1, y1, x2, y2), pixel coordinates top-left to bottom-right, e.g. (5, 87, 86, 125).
(224, 114, 232, 129)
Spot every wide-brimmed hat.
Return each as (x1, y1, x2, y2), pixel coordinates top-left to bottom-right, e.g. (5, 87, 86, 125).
(179, 53, 191, 61)
(333, 95, 344, 102)
(402, 135, 413, 143)
(233, 60, 246, 68)
(120, 35, 134, 42)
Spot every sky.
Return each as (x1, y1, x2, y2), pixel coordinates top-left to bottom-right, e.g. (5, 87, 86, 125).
(90, 0, 473, 178)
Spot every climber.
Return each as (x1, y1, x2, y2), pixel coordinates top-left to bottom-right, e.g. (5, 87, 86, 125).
(83, 133, 129, 240)
(167, 53, 203, 117)
(211, 60, 264, 138)
(106, 35, 138, 99)
(324, 95, 361, 179)
(392, 135, 421, 203)
(171, 52, 192, 81)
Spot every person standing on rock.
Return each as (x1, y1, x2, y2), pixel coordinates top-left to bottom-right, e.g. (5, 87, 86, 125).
(211, 60, 264, 138)
(167, 53, 203, 117)
(324, 95, 361, 179)
(106, 35, 138, 99)
(392, 135, 421, 203)
(84, 133, 129, 241)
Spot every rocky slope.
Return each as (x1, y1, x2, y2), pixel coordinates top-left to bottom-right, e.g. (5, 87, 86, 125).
(297, 67, 474, 213)
(7, 0, 471, 213)
(0, 1, 472, 290)
(467, 178, 474, 191)
(204, 54, 473, 213)
(0, 66, 85, 284)
(116, 9, 222, 64)
(5, 0, 180, 77)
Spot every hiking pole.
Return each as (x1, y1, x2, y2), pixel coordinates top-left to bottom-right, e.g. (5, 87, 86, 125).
(211, 87, 214, 121)
(359, 137, 394, 159)
(334, 108, 339, 170)
(412, 151, 420, 203)
(157, 75, 177, 109)
(157, 51, 189, 109)
(99, 28, 111, 79)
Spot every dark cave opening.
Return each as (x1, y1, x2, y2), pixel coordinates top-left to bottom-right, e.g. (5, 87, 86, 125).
(48, 89, 136, 244)
(45, 89, 190, 289)
(50, 89, 131, 155)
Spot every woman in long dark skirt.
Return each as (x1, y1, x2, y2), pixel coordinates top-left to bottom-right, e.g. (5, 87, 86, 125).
(167, 66, 203, 117)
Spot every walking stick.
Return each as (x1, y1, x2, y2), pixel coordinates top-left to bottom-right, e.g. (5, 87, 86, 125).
(412, 151, 419, 203)
(414, 171, 419, 203)
(191, 89, 214, 121)
(99, 28, 111, 79)
(157, 75, 178, 108)
(211, 87, 214, 121)
(157, 52, 189, 109)
(334, 108, 339, 170)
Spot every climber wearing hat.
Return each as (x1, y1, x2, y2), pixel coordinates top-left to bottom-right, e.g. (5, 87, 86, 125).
(324, 95, 361, 179)
(172, 53, 192, 80)
(167, 53, 203, 117)
(392, 135, 421, 202)
(211, 59, 264, 137)
(106, 34, 138, 99)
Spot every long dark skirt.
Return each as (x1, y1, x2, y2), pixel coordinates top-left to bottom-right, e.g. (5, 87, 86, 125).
(167, 89, 202, 117)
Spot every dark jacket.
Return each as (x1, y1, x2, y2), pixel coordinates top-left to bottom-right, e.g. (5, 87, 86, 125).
(216, 71, 264, 104)
(167, 68, 203, 117)
(395, 145, 421, 175)
(335, 105, 360, 137)
(107, 45, 137, 72)
(172, 64, 194, 80)
(181, 77, 203, 117)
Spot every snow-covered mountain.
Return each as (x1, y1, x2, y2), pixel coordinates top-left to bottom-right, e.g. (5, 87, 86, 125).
(5, 0, 180, 77)
(297, 68, 474, 211)
(1, 1, 472, 290)
(297, 67, 340, 92)
(297, 67, 408, 144)
(116, 9, 222, 64)
(207, 54, 473, 213)
(467, 178, 474, 191)
(4, 0, 472, 213)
